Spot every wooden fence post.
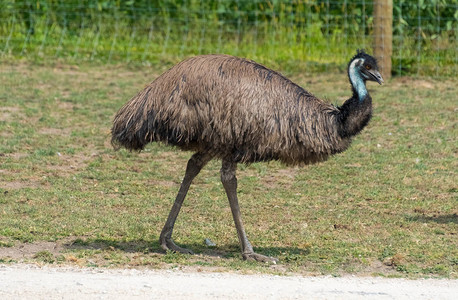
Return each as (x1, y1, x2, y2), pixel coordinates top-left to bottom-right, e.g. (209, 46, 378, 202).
(373, 0, 393, 79)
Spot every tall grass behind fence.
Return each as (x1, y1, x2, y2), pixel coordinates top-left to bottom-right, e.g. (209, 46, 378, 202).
(0, 1, 456, 77)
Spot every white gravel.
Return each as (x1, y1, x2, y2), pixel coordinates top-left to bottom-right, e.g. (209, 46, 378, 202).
(0, 264, 456, 299)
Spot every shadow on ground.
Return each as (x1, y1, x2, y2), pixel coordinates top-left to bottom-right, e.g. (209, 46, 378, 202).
(406, 213, 458, 224)
(64, 237, 311, 261)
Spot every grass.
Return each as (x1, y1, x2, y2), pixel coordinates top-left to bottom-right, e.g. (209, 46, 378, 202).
(0, 61, 456, 278)
(2, 12, 456, 77)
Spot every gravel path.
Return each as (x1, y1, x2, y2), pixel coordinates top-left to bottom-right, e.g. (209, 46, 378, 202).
(0, 264, 456, 299)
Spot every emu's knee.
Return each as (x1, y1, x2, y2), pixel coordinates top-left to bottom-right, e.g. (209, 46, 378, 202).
(184, 152, 212, 179)
(220, 161, 237, 187)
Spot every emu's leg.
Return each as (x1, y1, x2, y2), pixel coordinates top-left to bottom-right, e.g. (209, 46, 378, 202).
(160, 152, 212, 254)
(220, 159, 278, 263)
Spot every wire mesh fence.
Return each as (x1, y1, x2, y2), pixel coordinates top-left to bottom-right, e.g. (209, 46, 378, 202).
(0, 0, 456, 77)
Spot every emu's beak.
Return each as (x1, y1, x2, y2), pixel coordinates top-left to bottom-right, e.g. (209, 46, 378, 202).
(370, 70, 384, 85)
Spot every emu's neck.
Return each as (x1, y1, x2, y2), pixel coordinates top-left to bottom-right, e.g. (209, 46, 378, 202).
(348, 59, 367, 102)
(337, 61, 372, 138)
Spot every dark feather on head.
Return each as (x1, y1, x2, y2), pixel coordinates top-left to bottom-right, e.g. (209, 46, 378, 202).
(349, 49, 380, 71)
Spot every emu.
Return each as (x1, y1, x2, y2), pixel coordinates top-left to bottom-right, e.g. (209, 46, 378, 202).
(111, 50, 383, 262)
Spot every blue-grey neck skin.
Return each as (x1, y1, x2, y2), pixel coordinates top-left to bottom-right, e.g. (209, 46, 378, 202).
(348, 58, 367, 102)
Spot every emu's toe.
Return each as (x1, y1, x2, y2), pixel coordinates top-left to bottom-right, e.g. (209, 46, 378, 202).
(243, 252, 278, 264)
(160, 238, 194, 255)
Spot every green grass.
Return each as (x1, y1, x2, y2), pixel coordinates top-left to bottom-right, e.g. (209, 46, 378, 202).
(2, 12, 456, 77)
(0, 62, 456, 277)
(1, 1, 456, 77)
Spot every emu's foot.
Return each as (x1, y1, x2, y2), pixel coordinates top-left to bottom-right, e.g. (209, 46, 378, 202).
(242, 252, 278, 264)
(160, 237, 194, 255)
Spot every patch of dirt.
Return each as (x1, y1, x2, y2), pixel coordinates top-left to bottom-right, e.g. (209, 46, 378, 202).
(48, 153, 91, 176)
(0, 131, 12, 138)
(0, 107, 21, 113)
(0, 237, 113, 262)
(397, 78, 435, 89)
(357, 259, 400, 277)
(38, 127, 71, 136)
(1, 152, 90, 186)
(0, 180, 43, 190)
(57, 101, 75, 110)
(0, 107, 22, 122)
(0, 241, 65, 260)
(6, 152, 29, 159)
(260, 167, 298, 189)
(51, 64, 81, 76)
(35, 82, 54, 92)
(391, 76, 455, 90)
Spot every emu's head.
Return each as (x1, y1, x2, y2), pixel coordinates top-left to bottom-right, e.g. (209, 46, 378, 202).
(348, 50, 384, 85)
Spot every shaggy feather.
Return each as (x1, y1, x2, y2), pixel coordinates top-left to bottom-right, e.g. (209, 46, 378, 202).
(112, 53, 378, 165)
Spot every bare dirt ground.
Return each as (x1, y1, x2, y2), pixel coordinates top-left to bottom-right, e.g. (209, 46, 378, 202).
(1, 264, 457, 299)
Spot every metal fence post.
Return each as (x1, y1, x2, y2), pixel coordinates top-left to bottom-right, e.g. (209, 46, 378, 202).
(373, 0, 393, 79)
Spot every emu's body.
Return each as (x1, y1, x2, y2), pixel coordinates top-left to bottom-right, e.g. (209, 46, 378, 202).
(112, 51, 383, 262)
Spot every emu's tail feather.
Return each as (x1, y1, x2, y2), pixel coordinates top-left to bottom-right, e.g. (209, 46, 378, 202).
(111, 119, 147, 151)
(110, 127, 145, 152)
(111, 90, 152, 151)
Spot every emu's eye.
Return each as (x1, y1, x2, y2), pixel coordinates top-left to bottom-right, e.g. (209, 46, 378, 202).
(365, 65, 372, 70)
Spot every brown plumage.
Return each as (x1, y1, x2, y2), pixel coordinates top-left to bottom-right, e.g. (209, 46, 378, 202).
(112, 51, 383, 262)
